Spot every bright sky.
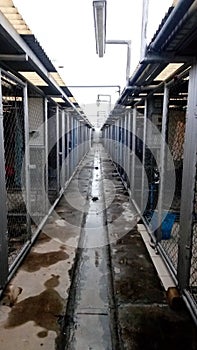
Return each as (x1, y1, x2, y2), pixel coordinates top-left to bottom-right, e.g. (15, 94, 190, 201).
(13, 0, 172, 126)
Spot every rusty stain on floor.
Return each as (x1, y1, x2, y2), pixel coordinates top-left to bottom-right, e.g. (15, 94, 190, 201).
(21, 250, 69, 272)
(4, 288, 64, 333)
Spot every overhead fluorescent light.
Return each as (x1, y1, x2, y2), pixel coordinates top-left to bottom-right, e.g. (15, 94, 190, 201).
(69, 96, 77, 103)
(93, 0, 107, 57)
(51, 97, 65, 103)
(154, 63, 184, 81)
(49, 72, 66, 86)
(18, 71, 48, 86)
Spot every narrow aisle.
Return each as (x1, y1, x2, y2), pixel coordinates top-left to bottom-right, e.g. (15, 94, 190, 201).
(1, 142, 196, 350)
(57, 143, 118, 350)
(58, 142, 197, 350)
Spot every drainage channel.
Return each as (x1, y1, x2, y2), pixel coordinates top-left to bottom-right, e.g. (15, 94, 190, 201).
(56, 144, 118, 350)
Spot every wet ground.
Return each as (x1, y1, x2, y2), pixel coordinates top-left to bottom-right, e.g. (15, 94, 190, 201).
(0, 143, 197, 349)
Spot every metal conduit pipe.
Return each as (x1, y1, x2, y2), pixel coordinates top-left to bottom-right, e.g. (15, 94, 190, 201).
(148, 0, 195, 52)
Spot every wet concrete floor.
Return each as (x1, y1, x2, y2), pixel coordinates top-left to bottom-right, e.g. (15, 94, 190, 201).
(56, 145, 117, 350)
(0, 143, 197, 349)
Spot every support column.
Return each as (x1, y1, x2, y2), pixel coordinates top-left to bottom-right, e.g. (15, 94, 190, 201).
(66, 111, 70, 181)
(141, 99, 148, 212)
(0, 69, 8, 288)
(24, 84, 31, 239)
(178, 63, 197, 290)
(62, 110, 66, 189)
(56, 106, 60, 193)
(131, 108, 137, 195)
(44, 98, 49, 212)
(127, 111, 131, 187)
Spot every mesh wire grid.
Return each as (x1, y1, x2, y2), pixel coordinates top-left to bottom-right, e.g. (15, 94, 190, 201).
(28, 86, 46, 231)
(47, 101, 58, 205)
(2, 73, 28, 266)
(160, 109, 186, 271)
(190, 168, 197, 302)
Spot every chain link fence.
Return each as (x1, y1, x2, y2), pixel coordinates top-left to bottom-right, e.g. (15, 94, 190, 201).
(134, 112, 144, 211)
(160, 107, 186, 271)
(190, 171, 197, 304)
(2, 73, 28, 266)
(28, 86, 47, 232)
(48, 101, 58, 205)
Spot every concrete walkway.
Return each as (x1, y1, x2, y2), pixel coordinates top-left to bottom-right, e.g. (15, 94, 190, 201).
(0, 143, 197, 350)
(57, 144, 117, 349)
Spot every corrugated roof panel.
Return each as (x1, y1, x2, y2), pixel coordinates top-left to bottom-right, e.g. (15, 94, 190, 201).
(21, 34, 56, 72)
(148, 6, 174, 49)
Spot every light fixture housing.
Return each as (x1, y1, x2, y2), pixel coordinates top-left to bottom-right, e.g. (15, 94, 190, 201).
(154, 63, 184, 81)
(93, 0, 107, 57)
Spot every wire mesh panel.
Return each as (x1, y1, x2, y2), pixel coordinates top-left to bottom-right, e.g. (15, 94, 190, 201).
(143, 112, 161, 227)
(160, 83, 187, 271)
(28, 86, 46, 232)
(190, 173, 197, 303)
(133, 111, 144, 211)
(69, 116, 74, 177)
(48, 101, 58, 205)
(64, 113, 70, 182)
(2, 73, 28, 266)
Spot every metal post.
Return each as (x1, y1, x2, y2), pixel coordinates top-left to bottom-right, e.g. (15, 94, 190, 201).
(131, 108, 137, 195)
(107, 127, 110, 153)
(119, 118, 122, 171)
(115, 120, 119, 166)
(84, 125, 87, 154)
(0, 69, 8, 288)
(123, 114, 127, 175)
(72, 118, 75, 169)
(127, 111, 131, 187)
(178, 63, 197, 290)
(157, 85, 169, 242)
(109, 126, 111, 154)
(44, 98, 49, 212)
(70, 116, 74, 176)
(66, 111, 70, 181)
(108, 127, 110, 153)
(111, 124, 114, 161)
(105, 128, 107, 150)
(62, 109, 66, 188)
(56, 106, 60, 193)
(141, 100, 148, 212)
(116, 120, 118, 165)
(23, 83, 31, 240)
(121, 116, 125, 173)
(79, 122, 82, 161)
(75, 119, 79, 165)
